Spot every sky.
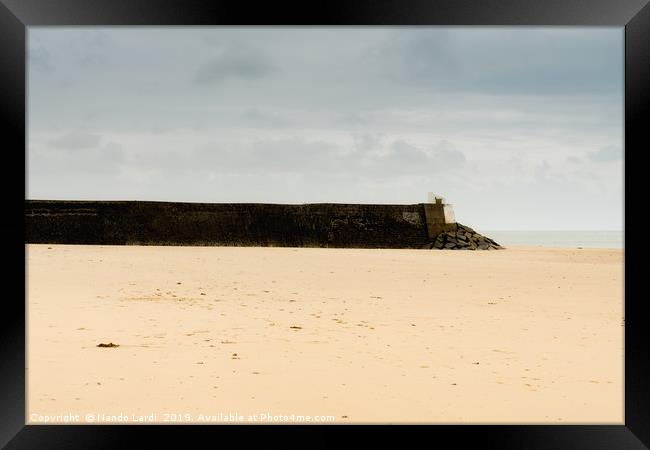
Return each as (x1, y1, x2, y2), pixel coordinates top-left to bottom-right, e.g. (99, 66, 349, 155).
(27, 27, 624, 230)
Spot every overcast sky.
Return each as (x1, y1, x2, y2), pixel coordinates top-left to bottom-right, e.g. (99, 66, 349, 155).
(27, 27, 623, 230)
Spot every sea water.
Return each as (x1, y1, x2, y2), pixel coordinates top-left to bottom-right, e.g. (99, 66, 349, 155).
(481, 230, 623, 249)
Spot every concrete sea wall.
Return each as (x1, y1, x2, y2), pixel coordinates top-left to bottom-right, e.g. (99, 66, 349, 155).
(25, 200, 438, 248)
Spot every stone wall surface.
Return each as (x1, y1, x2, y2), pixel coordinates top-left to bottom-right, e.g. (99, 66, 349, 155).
(25, 200, 502, 249)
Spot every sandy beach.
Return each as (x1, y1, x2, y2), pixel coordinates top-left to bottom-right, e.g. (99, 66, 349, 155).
(26, 244, 623, 424)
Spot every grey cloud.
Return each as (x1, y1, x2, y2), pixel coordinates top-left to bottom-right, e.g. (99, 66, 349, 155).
(367, 28, 622, 95)
(49, 131, 102, 150)
(463, 30, 622, 95)
(70, 30, 110, 48)
(240, 108, 289, 127)
(101, 141, 126, 164)
(378, 140, 466, 174)
(535, 160, 551, 181)
(509, 155, 525, 174)
(365, 30, 459, 85)
(132, 150, 186, 172)
(29, 47, 53, 74)
(336, 112, 373, 127)
(76, 53, 103, 66)
(250, 139, 340, 169)
(82, 109, 106, 122)
(386, 140, 431, 165)
(429, 141, 467, 169)
(67, 141, 126, 174)
(352, 133, 384, 153)
(195, 44, 275, 85)
(199, 138, 342, 173)
(71, 31, 111, 66)
(589, 145, 622, 162)
(194, 137, 467, 177)
(30, 140, 124, 179)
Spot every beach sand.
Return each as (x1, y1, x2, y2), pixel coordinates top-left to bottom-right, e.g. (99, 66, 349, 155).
(26, 244, 623, 424)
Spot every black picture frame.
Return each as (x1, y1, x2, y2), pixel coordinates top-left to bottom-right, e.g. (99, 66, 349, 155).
(2, 0, 648, 448)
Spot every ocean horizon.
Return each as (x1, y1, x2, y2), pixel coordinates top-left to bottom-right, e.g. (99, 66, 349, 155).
(482, 230, 623, 249)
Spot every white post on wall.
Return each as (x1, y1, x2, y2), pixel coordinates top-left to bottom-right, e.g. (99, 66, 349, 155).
(423, 192, 456, 238)
(427, 192, 445, 205)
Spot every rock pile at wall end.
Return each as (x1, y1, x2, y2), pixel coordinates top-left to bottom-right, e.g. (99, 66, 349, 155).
(426, 223, 503, 250)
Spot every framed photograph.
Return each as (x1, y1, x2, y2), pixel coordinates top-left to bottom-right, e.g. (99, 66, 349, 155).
(2, 0, 648, 447)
